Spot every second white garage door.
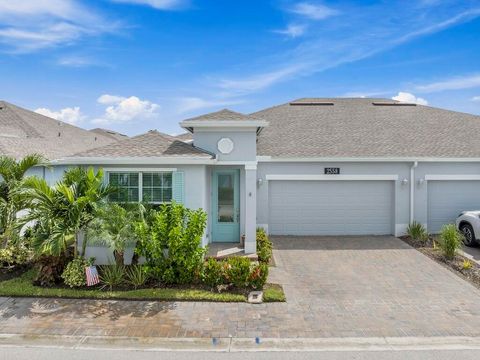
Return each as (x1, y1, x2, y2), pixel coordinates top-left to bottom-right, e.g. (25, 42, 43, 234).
(269, 180, 394, 236)
(428, 180, 480, 233)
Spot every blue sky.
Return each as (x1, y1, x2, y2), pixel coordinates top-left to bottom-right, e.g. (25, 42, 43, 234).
(1, 0, 480, 136)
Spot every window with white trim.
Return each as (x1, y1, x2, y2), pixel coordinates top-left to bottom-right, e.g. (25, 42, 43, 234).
(108, 171, 173, 203)
(142, 172, 172, 203)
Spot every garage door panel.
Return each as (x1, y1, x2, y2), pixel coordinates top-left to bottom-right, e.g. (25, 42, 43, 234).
(428, 181, 480, 233)
(269, 180, 394, 236)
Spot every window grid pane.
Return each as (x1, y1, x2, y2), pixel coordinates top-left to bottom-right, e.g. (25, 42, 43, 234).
(109, 172, 139, 202)
(142, 172, 173, 203)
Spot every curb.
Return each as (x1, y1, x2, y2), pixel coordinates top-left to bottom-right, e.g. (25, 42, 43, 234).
(2, 334, 480, 352)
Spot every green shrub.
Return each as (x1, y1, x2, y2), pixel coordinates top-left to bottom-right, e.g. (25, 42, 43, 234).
(125, 265, 149, 289)
(100, 265, 125, 290)
(225, 257, 251, 288)
(61, 257, 93, 288)
(248, 262, 269, 289)
(134, 202, 207, 285)
(0, 241, 31, 268)
(256, 228, 273, 263)
(462, 259, 473, 270)
(202, 258, 225, 288)
(439, 224, 463, 260)
(406, 221, 428, 243)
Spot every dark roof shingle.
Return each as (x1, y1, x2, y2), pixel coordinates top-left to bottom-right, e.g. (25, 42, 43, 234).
(182, 109, 262, 122)
(72, 130, 212, 158)
(0, 101, 117, 160)
(253, 98, 480, 158)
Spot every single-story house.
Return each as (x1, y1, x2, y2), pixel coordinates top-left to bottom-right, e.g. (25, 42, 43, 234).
(3, 98, 480, 256)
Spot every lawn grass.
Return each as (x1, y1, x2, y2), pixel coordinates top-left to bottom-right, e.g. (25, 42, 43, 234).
(263, 283, 286, 302)
(0, 269, 285, 303)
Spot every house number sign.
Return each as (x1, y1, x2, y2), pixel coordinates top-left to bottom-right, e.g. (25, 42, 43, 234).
(324, 167, 340, 175)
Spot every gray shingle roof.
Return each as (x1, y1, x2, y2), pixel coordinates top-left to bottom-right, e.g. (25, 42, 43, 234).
(175, 132, 193, 141)
(72, 130, 213, 158)
(182, 109, 262, 122)
(0, 101, 116, 160)
(252, 98, 480, 158)
(90, 128, 128, 141)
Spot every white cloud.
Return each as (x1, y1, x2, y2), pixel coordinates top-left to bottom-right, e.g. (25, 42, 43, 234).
(392, 92, 428, 105)
(273, 24, 306, 38)
(218, 65, 306, 94)
(472, 96, 480, 102)
(57, 55, 100, 67)
(97, 94, 126, 105)
(0, 0, 118, 52)
(416, 74, 480, 93)
(176, 97, 243, 113)
(109, 0, 187, 9)
(215, 4, 480, 95)
(35, 106, 84, 125)
(93, 95, 160, 124)
(290, 2, 339, 20)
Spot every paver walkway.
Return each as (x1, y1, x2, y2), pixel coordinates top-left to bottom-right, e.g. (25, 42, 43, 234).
(2, 236, 480, 338)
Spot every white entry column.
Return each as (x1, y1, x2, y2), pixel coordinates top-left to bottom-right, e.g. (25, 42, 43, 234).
(244, 164, 257, 254)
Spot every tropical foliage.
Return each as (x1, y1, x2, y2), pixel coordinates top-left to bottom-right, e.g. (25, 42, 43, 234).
(22, 167, 112, 257)
(0, 154, 273, 296)
(201, 257, 269, 290)
(61, 257, 93, 288)
(0, 154, 46, 248)
(406, 221, 428, 244)
(256, 228, 273, 263)
(438, 224, 463, 260)
(86, 202, 143, 265)
(135, 202, 208, 284)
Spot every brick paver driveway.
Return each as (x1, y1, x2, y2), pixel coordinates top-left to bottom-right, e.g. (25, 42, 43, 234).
(2, 236, 480, 338)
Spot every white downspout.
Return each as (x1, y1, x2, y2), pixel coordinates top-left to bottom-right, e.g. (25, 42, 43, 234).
(410, 161, 418, 224)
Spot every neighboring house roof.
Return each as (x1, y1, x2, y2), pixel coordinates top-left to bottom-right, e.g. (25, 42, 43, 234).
(0, 101, 117, 160)
(182, 109, 263, 122)
(175, 132, 193, 142)
(71, 130, 213, 158)
(252, 98, 480, 158)
(90, 128, 128, 141)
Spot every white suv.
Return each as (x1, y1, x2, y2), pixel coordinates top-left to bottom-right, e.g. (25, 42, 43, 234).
(456, 211, 480, 247)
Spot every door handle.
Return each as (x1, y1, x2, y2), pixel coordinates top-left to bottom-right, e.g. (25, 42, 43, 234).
(236, 209, 240, 223)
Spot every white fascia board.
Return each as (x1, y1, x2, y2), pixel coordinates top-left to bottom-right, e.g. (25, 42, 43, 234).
(265, 174, 398, 181)
(51, 157, 258, 167)
(425, 175, 480, 181)
(180, 120, 269, 128)
(103, 167, 177, 172)
(257, 156, 480, 163)
(51, 157, 216, 165)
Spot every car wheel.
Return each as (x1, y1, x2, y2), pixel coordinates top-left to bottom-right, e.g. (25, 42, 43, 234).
(460, 223, 477, 247)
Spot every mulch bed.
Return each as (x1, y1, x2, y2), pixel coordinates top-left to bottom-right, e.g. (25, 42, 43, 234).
(400, 236, 480, 289)
(0, 265, 29, 282)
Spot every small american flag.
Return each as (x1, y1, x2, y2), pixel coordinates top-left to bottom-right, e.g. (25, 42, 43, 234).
(85, 266, 100, 286)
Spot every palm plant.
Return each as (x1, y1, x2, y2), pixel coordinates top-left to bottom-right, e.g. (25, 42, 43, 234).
(22, 167, 113, 257)
(86, 203, 141, 265)
(0, 154, 46, 248)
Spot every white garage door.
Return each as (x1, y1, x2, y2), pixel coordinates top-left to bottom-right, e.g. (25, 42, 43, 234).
(269, 180, 394, 236)
(428, 180, 480, 233)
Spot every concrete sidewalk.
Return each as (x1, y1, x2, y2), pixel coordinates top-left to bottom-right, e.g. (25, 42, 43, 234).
(4, 333, 480, 352)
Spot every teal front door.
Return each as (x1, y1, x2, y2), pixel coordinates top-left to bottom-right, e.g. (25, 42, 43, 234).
(212, 170, 240, 242)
